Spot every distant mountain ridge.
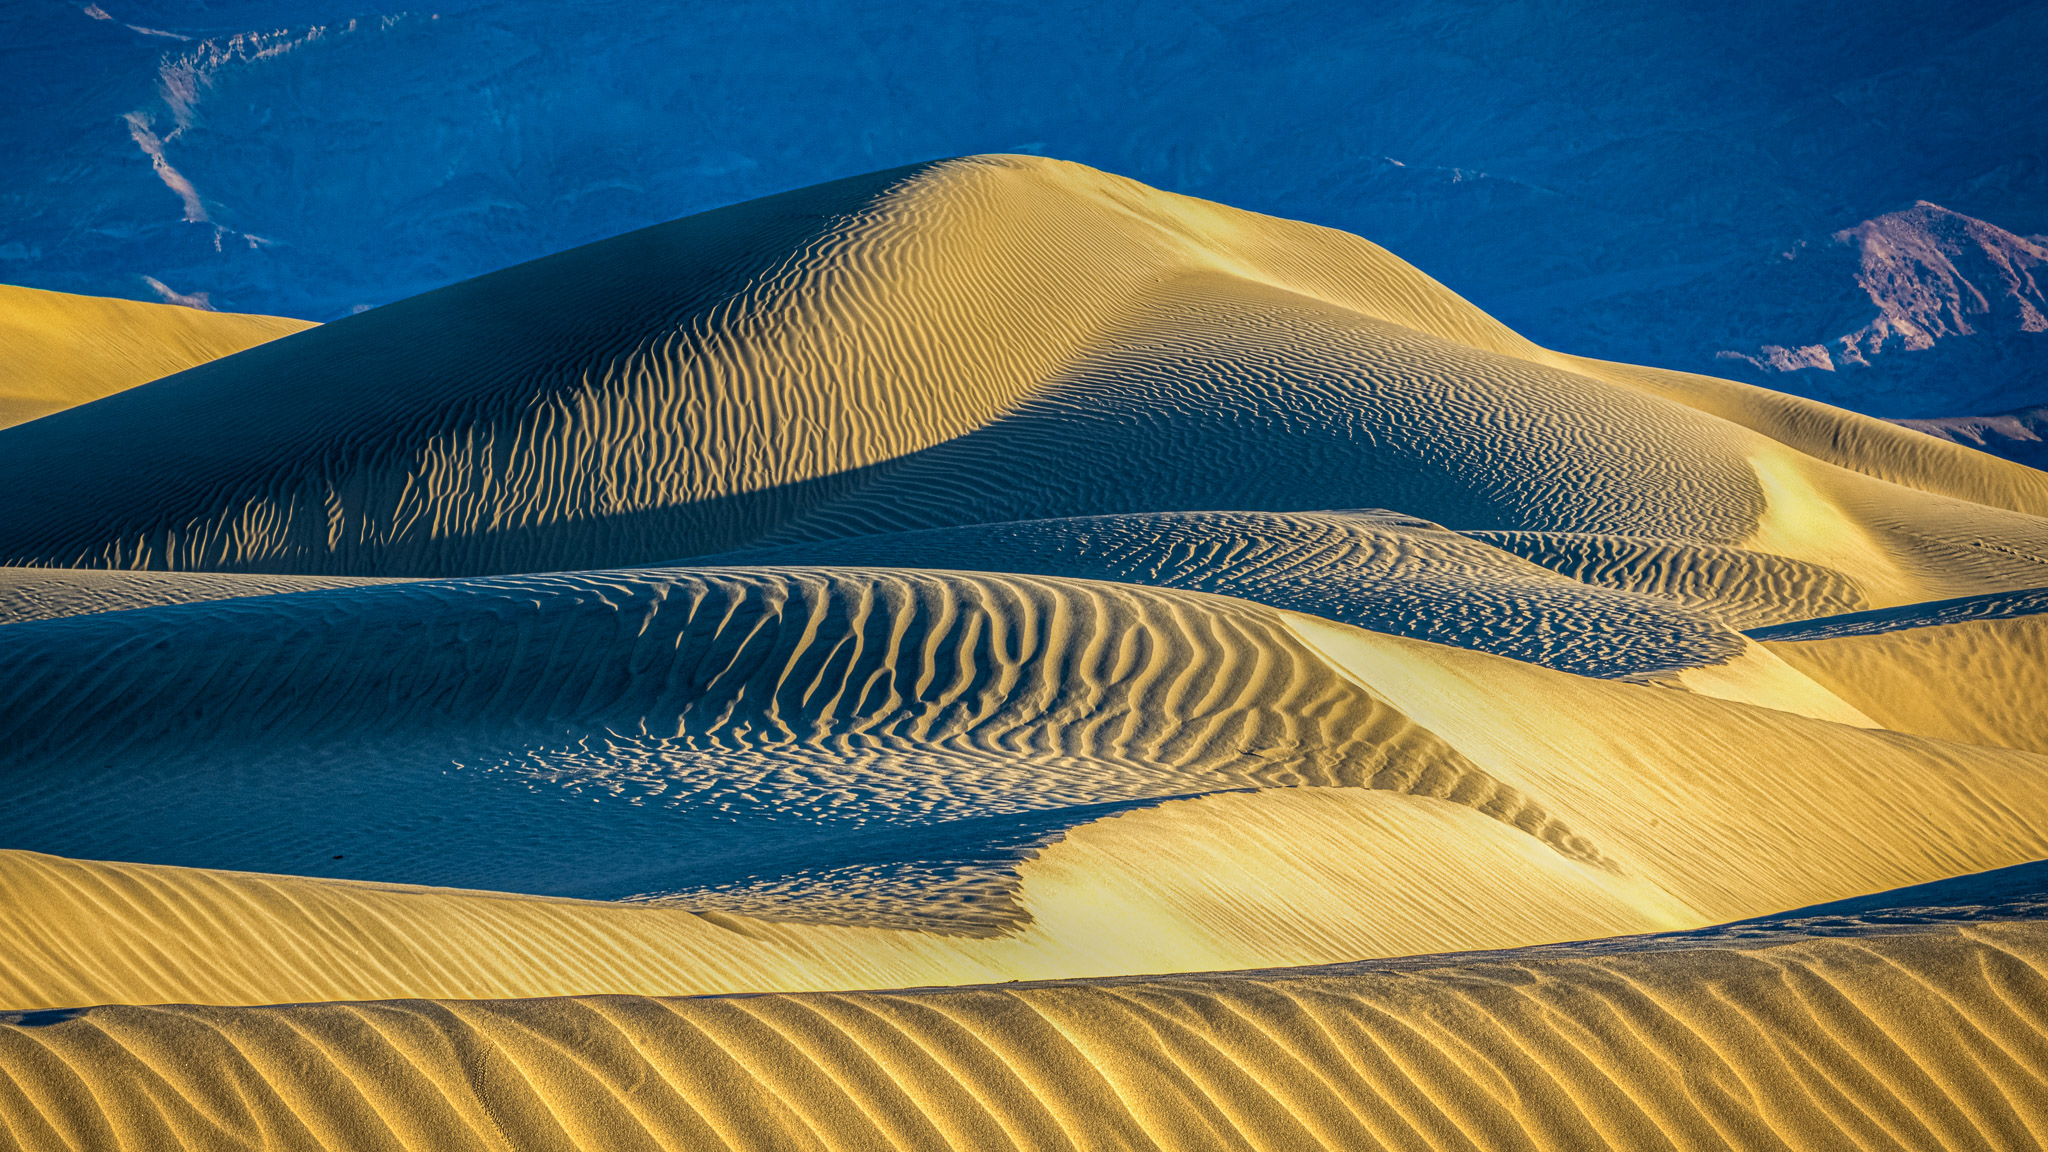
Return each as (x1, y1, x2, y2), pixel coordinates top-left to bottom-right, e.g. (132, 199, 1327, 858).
(1717, 202, 2048, 415)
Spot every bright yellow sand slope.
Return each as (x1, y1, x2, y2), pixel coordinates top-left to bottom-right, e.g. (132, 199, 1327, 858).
(1766, 614, 2048, 753)
(0, 283, 312, 428)
(3, 922, 2043, 1151)
(5, 611, 2045, 1012)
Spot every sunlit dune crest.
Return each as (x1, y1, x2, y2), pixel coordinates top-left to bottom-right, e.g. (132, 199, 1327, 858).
(0, 282, 313, 429)
(4, 156, 2048, 1150)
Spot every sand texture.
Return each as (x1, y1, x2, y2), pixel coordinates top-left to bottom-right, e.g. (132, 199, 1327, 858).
(679, 511, 1759, 678)
(0, 567, 404, 626)
(6, 157, 2048, 1150)
(4, 922, 2047, 1152)
(0, 283, 313, 429)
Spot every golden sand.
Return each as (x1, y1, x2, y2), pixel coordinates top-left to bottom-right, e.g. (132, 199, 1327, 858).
(3, 922, 2044, 1151)
(4, 586, 2045, 1011)
(0, 157, 2044, 598)
(3, 158, 2046, 1150)
(1766, 612, 2048, 753)
(0, 283, 312, 429)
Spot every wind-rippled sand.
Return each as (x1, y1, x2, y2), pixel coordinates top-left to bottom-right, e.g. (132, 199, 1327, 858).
(3, 156, 2047, 1149)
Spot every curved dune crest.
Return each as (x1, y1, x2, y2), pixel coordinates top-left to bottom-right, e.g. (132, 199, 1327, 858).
(0, 283, 313, 429)
(0, 156, 2044, 598)
(3, 923, 2045, 1152)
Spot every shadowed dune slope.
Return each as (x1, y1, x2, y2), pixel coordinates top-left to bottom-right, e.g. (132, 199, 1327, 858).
(681, 510, 1756, 678)
(3, 922, 2046, 1152)
(0, 567, 403, 626)
(2, 569, 2046, 1008)
(0, 156, 2046, 598)
(0, 283, 313, 429)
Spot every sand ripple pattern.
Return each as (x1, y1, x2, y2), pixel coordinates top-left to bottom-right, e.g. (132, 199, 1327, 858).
(2, 923, 2045, 1151)
(762, 275, 1773, 546)
(0, 566, 402, 626)
(1470, 531, 1871, 629)
(691, 510, 1751, 677)
(0, 567, 1601, 908)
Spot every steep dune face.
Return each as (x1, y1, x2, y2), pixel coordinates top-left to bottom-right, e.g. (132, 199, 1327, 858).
(5, 922, 2046, 1152)
(3, 155, 2047, 596)
(0, 283, 313, 428)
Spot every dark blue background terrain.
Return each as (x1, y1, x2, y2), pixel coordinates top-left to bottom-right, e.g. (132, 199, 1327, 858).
(7, 0, 2046, 414)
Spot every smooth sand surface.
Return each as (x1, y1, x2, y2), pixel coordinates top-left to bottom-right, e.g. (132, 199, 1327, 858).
(7, 158, 2048, 1149)
(0, 283, 313, 429)
(4, 921, 2045, 1151)
(1764, 613, 2048, 753)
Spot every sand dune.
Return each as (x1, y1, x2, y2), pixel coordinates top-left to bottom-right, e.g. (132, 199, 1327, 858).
(0, 283, 313, 429)
(1, 156, 2046, 601)
(1467, 530, 1869, 628)
(1756, 588, 2048, 753)
(2, 567, 2044, 1009)
(4, 921, 2044, 1152)
(7, 157, 2048, 1149)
